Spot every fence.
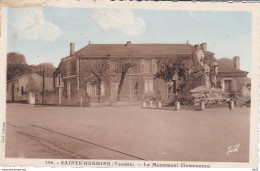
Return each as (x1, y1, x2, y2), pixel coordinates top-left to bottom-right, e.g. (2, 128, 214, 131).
(141, 92, 250, 111)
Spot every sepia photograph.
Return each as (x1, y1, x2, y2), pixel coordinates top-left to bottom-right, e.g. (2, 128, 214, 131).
(0, 3, 259, 168)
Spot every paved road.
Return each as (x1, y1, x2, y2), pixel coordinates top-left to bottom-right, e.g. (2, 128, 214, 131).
(5, 103, 250, 162)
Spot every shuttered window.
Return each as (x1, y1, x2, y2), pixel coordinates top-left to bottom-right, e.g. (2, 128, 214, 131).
(86, 82, 105, 97)
(144, 80, 153, 95)
(141, 60, 150, 73)
(152, 59, 157, 73)
(141, 60, 145, 73)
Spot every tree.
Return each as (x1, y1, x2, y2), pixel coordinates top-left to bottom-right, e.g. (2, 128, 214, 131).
(81, 60, 110, 102)
(7, 52, 27, 65)
(7, 52, 31, 80)
(26, 75, 38, 92)
(31, 63, 56, 77)
(7, 52, 56, 80)
(115, 60, 137, 101)
(154, 57, 189, 100)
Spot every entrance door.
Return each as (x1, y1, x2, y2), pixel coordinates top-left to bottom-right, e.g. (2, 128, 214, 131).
(224, 80, 232, 93)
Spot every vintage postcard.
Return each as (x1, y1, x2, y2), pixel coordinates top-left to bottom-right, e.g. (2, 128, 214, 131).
(0, 1, 259, 169)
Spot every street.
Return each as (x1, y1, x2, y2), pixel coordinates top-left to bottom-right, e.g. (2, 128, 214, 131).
(5, 103, 250, 162)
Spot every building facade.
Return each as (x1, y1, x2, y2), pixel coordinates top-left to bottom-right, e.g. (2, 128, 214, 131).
(54, 41, 217, 106)
(217, 56, 250, 98)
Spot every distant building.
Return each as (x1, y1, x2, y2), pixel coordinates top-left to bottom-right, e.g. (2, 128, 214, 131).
(6, 73, 55, 104)
(217, 56, 250, 97)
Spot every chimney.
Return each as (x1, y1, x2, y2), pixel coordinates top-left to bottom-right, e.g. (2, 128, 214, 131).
(126, 41, 131, 47)
(233, 56, 240, 70)
(70, 43, 75, 56)
(200, 43, 207, 52)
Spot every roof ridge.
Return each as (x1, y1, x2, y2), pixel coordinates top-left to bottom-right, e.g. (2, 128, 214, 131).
(86, 43, 191, 45)
(73, 42, 215, 57)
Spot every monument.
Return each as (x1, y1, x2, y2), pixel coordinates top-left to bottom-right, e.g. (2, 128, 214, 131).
(189, 45, 223, 107)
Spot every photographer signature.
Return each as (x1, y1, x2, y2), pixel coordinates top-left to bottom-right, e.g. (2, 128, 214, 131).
(226, 143, 240, 155)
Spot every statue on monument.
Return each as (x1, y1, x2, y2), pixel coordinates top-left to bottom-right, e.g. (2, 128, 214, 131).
(192, 44, 204, 72)
(192, 44, 211, 88)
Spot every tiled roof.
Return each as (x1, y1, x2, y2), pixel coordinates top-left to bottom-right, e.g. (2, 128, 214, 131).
(74, 43, 214, 58)
(218, 66, 248, 74)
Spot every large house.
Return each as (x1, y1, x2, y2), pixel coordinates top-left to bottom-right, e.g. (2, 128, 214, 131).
(54, 41, 215, 106)
(54, 41, 250, 106)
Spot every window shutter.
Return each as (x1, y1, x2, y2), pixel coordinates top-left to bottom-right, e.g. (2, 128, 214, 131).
(148, 80, 153, 94)
(144, 80, 148, 94)
(144, 60, 149, 73)
(86, 83, 92, 96)
(141, 60, 144, 73)
(101, 82, 105, 96)
(152, 59, 157, 73)
(94, 85, 97, 96)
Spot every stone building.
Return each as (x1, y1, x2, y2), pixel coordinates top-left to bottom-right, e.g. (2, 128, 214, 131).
(217, 56, 250, 97)
(54, 41, 217, 106)
(53, 41, 251, 106)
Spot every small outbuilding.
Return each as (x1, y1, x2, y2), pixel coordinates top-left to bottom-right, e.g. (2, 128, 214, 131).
(6, 73, 55, 104)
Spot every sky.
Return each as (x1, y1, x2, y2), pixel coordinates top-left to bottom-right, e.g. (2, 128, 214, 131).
(7, 7, 252, 75)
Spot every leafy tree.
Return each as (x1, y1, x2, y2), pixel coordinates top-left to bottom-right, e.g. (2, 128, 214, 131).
(154, 57, 189, 100)
(115, 60, 137, 101)
(7, 52, 31, 80)
(7, 52, 27, 65)
(7, 63, 31, 80)
(155, 57, 188, 82)
(81, 60, 110, 102)
(26, 75, 38, 92)
(7, 52, 56, 80)
(32, 63, 56, 77)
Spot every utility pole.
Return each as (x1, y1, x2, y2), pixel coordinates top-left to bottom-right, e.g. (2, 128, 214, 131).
(42, 66, 45, 105)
